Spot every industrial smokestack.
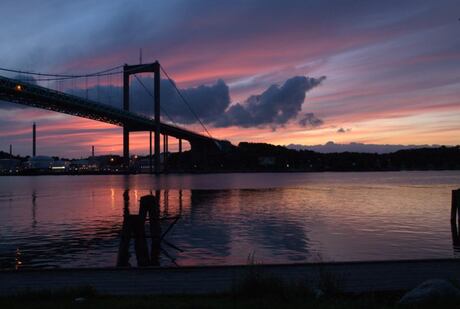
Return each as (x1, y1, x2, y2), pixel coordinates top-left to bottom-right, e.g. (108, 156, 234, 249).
(32, 122, 36, 157)
(9, 144, 12, 157)
(92, 145, 95, 157)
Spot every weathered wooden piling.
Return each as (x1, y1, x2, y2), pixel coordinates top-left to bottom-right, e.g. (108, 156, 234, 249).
(117, 193, 163, 267)
(451, 189, 460, 224)
(451, 189, 460, 247)
(117, 190, 131, 267)
(140, 195, 161, 266)
(133, 214, 150, 267)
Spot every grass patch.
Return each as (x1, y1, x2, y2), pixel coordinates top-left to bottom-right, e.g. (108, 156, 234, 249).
(11, 286, 97, 300)
(1, 286, 459, 309)
(232, 253, 289, 298)
(232, 252, 343, 299)
(0, 293, 407, 309)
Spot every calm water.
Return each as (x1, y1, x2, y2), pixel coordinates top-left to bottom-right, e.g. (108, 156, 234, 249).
(0, 171, 459, 269)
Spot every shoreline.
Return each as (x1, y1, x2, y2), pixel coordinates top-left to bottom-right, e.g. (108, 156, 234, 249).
(1, 168, 459, 176)
(2, 258, 460, 296)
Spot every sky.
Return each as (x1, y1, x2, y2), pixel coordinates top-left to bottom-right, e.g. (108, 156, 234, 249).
(0, 0, 459, 157)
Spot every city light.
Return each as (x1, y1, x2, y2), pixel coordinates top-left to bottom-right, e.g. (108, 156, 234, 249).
(14, 84, 22, 92)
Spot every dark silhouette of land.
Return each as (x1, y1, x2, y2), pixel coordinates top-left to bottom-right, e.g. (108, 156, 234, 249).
(203, 143, 460, 172)
(1, 142, 459, 175)
(169, 143, 460, 172)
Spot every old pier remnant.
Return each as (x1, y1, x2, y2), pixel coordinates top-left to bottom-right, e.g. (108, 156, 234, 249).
(451, 189, 460, 247)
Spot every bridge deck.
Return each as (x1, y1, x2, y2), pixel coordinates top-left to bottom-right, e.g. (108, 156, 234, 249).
(0, 76, 219, 144)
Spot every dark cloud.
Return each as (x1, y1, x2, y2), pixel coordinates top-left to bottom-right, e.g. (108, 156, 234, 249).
(337, 127, 351, 133)
(215, 76, 325, 128)
(298, 113, 324, 128)
(159, 79, 230, 124)
(67, 75, 324, 129)
(75, 77, 230, 125)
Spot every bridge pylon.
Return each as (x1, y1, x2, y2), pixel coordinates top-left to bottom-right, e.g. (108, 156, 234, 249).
(123, 61, 161, 174)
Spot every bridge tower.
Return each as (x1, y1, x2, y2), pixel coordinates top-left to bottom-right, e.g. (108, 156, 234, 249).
(32, 122, 36, 157)
(123, 61, 161, 174)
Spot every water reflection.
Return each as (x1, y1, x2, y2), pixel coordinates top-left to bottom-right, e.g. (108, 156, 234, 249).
(117, 193, 162, 267)
(31, 191, 37, 228)
(0, 172, 458, 269)
(238, 189, 310, 261)
(1, 186, 313, 268)
(182, 190, 233, 262)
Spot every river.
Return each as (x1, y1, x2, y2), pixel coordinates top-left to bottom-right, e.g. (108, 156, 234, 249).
(1, 171, 459, 269)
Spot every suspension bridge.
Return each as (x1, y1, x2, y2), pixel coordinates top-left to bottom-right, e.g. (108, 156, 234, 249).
(0, 61, 231, 174)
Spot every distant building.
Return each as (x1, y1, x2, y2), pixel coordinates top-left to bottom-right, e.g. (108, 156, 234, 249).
(0, 159, 20, 173)
(70, 159, 89, 171)
(69, 159, 99, 171)
(51, 160, 69, 172)
(132, 154, 166, 173)
(134, 158, 159, 172)
(90, 155, 122, 171)
(26, 156, 53, 170)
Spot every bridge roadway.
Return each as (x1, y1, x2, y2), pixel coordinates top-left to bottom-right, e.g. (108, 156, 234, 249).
(0, 75, 224, 148)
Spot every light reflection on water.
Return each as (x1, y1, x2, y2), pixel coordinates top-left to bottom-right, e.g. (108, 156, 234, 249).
(0, 171, 460, 269)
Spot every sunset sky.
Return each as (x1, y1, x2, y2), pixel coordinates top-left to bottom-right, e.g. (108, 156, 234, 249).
(0, 0, 459, 158)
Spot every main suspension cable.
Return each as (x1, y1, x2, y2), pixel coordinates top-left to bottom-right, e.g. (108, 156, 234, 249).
(160, 65, 213, 139)
(0, 65, 123, 79)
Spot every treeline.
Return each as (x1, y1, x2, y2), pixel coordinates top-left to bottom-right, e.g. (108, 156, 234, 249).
(2, 142, 459, 173)
(0, 152, 21, 160)
(169, 142, 460, 172)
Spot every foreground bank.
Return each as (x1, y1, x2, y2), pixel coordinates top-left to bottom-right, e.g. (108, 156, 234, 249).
(2, 259, 460, 296)
(0, 292, 443, 309)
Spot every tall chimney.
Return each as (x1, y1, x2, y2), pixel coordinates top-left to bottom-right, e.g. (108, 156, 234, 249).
(92, 145, 95, 157)
(32, 122, 36, 157)
(9, 144, 12, 157)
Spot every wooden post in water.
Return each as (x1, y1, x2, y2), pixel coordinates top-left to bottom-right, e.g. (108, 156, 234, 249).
(133, 214, 150, 267)
(451, 189, 460, 224)
(451, 189, 460, 247)
(117, 190, 131, 267)
(117, 193, 162, 267)
(151, 195, 162, 266)
(139, 195, 161, 266)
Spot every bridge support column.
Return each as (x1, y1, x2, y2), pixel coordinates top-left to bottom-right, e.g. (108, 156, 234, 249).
(163, 134, 168, 173)
(32, 122, 36, 157)
(153, 61, 161, 175)
(123, 65, 130, 169)
(178, 138, 182, 170)
(123, 128, 129, 168)
(149, 131, 153, 174)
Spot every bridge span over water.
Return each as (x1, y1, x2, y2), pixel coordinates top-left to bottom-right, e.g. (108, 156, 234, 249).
(0, 62, 230, 173)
